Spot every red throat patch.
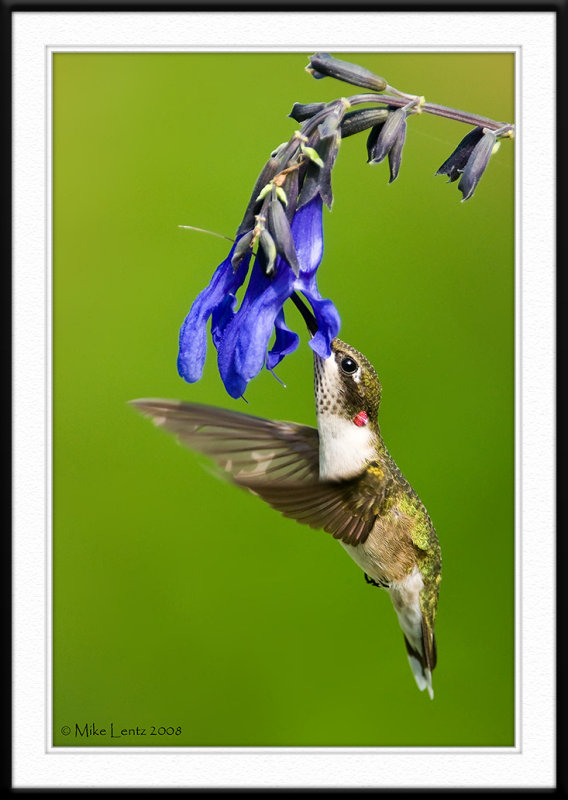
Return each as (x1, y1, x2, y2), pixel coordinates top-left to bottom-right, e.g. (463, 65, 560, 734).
(352, 410, 368, 427)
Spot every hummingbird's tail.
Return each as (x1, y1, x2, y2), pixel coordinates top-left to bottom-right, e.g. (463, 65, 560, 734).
(389, 571, 437, 699)
(403, 627, 436, 700)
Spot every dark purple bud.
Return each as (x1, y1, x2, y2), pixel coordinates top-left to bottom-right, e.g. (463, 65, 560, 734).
(436, 126, 485, 183)
(230, 229, 255, 270)
(281, 167, 301, 223)
(267, 197, 300, 276)
(297, 132, 340, 210)
(307, 52, 387, 92)
(317, 100, 348, 139)
(289, 101, 327, 122)
(237, 156, 282, 237)
(318, 110, 341, 139)
(366, 120, 387, 161)
(387, 128, 405, 183)
(458, 130, 498, 201)
(341, 107, 389, 138)
(368, 107, 407, 165)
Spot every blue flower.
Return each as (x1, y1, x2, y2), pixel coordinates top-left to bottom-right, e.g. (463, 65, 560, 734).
(177, 196, 340, 398)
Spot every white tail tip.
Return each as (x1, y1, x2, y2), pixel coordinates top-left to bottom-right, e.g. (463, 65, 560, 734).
(408, 655, 434, 700)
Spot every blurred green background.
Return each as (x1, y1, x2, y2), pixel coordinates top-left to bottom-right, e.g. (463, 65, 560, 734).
(53, 52, 514, 747)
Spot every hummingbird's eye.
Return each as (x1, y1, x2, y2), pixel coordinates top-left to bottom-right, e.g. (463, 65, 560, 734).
(340, 356, 358, 375)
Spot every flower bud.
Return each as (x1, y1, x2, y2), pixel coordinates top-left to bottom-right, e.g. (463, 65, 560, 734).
(267, 198, 300, 276)
(301, 143, 324, 168)
(307, 52, 387, 92)
(255, 182, 273, 203)
(237, 156, 282, 237)
(366, 121, 386, 160)
(436, 126, 484, 182)
(458, 130, 497, 201)
(275, 186, 288, 206)
(318, 115, 340, 139)
(367, 107, 407, 164)
(289, 102, 327, 122)
(317, 100, 348, 139)
(259, 229, 277, 276)
(298, 133, 340, 210)
(341, 107, 389, 138)
(281, 167, 300, 223)
(230, 230, 255, 270)
(387, 128, 405, 184)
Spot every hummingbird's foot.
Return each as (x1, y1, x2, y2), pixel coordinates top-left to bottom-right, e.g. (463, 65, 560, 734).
(364, 573, 387, 589)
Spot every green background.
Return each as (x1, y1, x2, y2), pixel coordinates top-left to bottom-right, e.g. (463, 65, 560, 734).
(53, 52, 515, 747)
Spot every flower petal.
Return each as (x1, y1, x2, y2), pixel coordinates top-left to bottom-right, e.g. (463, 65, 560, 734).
(217, 256, 296, 397)
(177, 241, 250, 383)
(295, 273, 341, 359)
(266, 308, 300, 370)
(294, 196, 324, 277)
(210, 293, 237, 349)
(293, 196, 340, 357)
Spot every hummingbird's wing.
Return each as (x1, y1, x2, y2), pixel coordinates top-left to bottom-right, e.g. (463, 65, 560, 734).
(238, 470, 386, 546)
(131, 399, 379, 546)
(131, 398, 319, 481)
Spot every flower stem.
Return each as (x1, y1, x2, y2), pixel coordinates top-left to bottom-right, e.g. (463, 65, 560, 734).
(347, 93, 514, 135)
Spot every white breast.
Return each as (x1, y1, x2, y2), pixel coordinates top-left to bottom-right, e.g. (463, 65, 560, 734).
(317, 412, 376, 481)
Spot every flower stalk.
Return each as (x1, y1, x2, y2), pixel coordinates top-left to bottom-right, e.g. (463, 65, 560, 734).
(344, 93, 514, 135)
(177, 52, 514, 398)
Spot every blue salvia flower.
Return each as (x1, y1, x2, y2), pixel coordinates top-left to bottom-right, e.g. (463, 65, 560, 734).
(178, 53, 513, 399)
(176, 240, 251, 386)
(177, 196, 340, 398)
(177, 92, 350, 399)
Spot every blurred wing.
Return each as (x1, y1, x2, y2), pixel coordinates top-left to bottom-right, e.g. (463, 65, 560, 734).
(130, 398, 320, 482)
(237, 474, 381, 546)
(131, 399, 378, 545)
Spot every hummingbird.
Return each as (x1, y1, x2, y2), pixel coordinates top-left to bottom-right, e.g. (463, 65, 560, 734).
(131, 337, 441, 698)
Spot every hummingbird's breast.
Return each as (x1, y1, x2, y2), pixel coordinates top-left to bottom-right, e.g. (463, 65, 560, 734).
(341, 506, 419, 586)
(317, 412, 377, 481)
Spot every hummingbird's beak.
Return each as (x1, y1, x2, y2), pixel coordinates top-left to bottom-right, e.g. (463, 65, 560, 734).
(290, 291, 318, 338)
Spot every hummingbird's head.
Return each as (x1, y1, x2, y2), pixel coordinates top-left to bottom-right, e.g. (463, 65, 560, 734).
(314, 338, 382, 426)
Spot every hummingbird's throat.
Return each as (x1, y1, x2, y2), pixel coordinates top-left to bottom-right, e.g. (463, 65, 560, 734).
(352, 410, 368, 427)
(314, 351, 377, 480)
(317, 411, 376, 480)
